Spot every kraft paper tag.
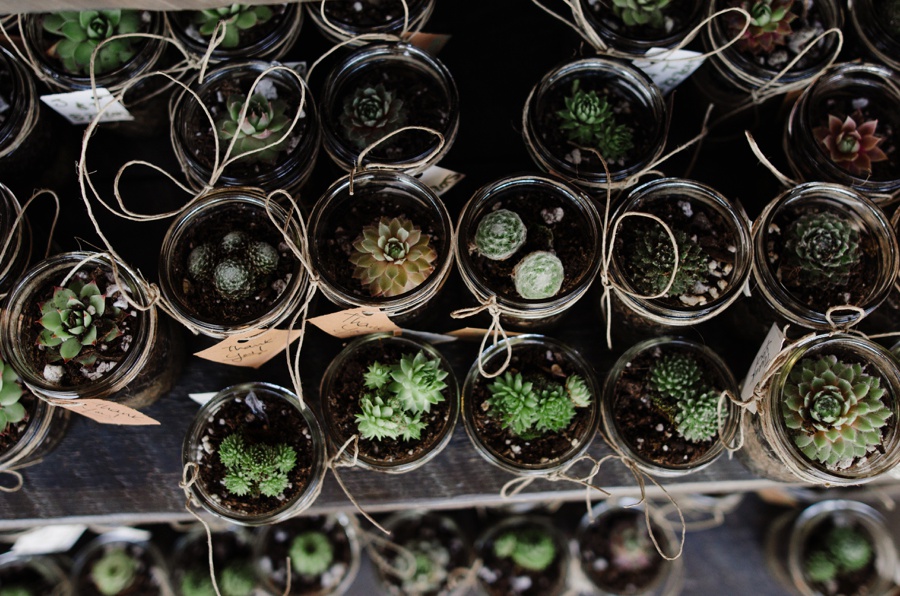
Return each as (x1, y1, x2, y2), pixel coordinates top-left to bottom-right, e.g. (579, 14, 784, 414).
(417, 165, 465, 196)
(12, 524, 86, 555)
(308, 307, 401, 338)
(408, 32, 452, 55)
(445, 327, 523, 341)
(48, 399, 160, 426)
(40, 88, 134, 124)
(740, 323, 786, 412)
(632, 48, 705, 95)
(194, 328, 303, 368)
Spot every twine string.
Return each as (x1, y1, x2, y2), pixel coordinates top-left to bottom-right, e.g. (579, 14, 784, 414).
(446, 558, 483, 592)
(449, 296, 512, 379)
(348, 126, 446, 195)
(0, 455, 44, 493)
(0, 188, 59, 298)
(744, 131, 799, 188)
(500, 454, 611, 517)
(329, 435, 390, 535)
(180, 462, 223, 596)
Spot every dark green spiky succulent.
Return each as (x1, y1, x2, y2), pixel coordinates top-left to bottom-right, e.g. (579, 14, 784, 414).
(785, 211, 860, 287)
(486, 371, 590, 437)
(42, 10, 141, 76)
(187, 230, 280, 302)
(0, 359, 26, 434)
(557, 79, 634, 161)
(649, 353, 703, 399)
(90, 548, 137, 596)
(37, 280, 125, 366)
(218, 431, 297, 498)
(626, 223, 710, 298)
(340, 84, 407, 150)
(612, 0, 672, 28)
(474, 209, 527, 261)
(782, 355, 892, 469)
(534, 384, 577, 433)
(217, 93, 291, 164)
(192, 4, 273, 49)
(393, 539, 450, 595)
(804, 525, 874, 584)
(290, 531, 334, 577)
(649, 353, 724, 443)
(493, 529, 556, 572)
(673, 388, 721, 443)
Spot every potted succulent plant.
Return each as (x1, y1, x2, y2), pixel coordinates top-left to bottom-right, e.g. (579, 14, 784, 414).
(253, 513, 360, 596)
(576, 0, 705, 56)
(319, 42, 459, 174)
(0, 47, 52, 180)
(522, 57, 667, 190)
(0, 183, 32, 297)
(166, 4, 303, 62)
(182, 382, 326, 525)
(847, 0, 900, 72)
(172, 526, 260, 596)
(462, 335, 600, 476)
(71, 534, 171, 595)
(602, 336, 740, 476)
(475, 515, 569, 596)
(171, 60, 321, 196)
(0, 553, 72, 595)
(320, 333, 458, 473)
(305, 0, 436, 44)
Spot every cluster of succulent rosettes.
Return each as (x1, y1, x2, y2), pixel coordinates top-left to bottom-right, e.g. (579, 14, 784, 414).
(609, 518, 654, 571)
(493, 529, 556, 572)
(782, 355, 892, 469)
(805, 525, 873, 583)
(557, 79, 634, 161)
(649, 353, 724, 443)
(349, 216, 437, 298)
(340, 84, 407, 150)
(474, 209, 527, 261)
(813, 113, 889, 176)
(487, 371, 591, 437)
(188, 230, 279, 302)
(612, 0, 672, 28)
(42, 10, 141, 76)
(726, 0, 798, 55)
(355, 350, 449, 442)
(192, 4, 273, 49)
(290, 531, 334, 577)
(627, 222, 710, 298)
(37, 280, 126, 366)
(217, 93, 291, 164)
(90, 548, 137, 596)
(393, 539, 451, 595)
(181, 564, 256, 596)
(217, 431, 297, 498)
(785, 211, 860, 287)
(0, 359, 25, 434)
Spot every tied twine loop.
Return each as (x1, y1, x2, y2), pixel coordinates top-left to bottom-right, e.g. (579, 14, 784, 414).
(450, 296, 512, 379)
(656, 492, 744, 532)
(718, 389, 748, 454)
(0, 457, 44, 493)
(329, 435, 390, 535)
(0, 188, 60, 301)
(348, 125, 446, 195)
(500, 454, 612, 518)
(446, 558, 483, 593)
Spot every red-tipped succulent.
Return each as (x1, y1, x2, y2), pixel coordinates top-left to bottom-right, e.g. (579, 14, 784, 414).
(814, 112, 889, 176)
(728, 0, 798, 55)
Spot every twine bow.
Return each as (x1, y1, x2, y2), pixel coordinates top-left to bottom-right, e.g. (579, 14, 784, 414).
(348, 125, 447, 194)
(450, 296, 512, 378)
(500, 454, 611, 518)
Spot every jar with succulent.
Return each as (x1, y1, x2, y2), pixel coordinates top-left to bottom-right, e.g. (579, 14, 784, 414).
(308, 170, 453, 322)
(72, 534, 171, 596)
(602, 336, 740, 476)
(0, 47, 52, 180)
(785, 62, 900, 199)
(319, 42, 459, 174)
(171, 60, 320, 196)
(306, 0, 436, 44)
(462, 335, 600, 476)
(182, 382, 326, 525)
(0, 553, 72, 596)
(253, 513, 360, 596)
(475, 516, 569, 596)
(173, 526, 260, 596)
(455, 174, 602, 328)
(576, 0, 705, 56)
(167, 4, 303, 62)
(320, 334, 458, 473)
(847, 0, 900, 72)
(523, 57, 667, 190)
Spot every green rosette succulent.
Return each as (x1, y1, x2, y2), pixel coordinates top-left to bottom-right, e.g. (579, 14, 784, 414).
(218, 431, 297, 498)
(782, 355, 893, 469)
(534, 384, 576, 433)
(90, 548, 137, 596)
(493, 529, 556, 572)
(42, 10, 141, 76)
(828, 526, 873, 572)
(219, 564, 255, 596)
(192, 4, 274, 49)
(349, 216, 438, 298)
(785, 211, 860, 286)
(340, 84, 407, 149)
(673, 388, 721, 443)
(626, 223, 709, 297)
(805, 550, 838, 583)
(649, 353, 703, 399)
(566, 374, 592, 408)
(513, 251, 565, 300)
(388, 351, 449, 414)
(813, 113, 888, 176)
(557, 79, 634, 161)
(609, 519, 653, 571)
(217, 93, 291, 164)
(355, 393, 426, 442)
(180, 570, 215, 596)
(486, 372, 540, 436)
(289, 531, 334, 577)
(612, 0, 672, 28)
(727, 0, 798, 55)
(394, 539, 450, 595)
(0, 359, 26, 434)
(474, 209, 527, 261)
(188, 230, 280, 302)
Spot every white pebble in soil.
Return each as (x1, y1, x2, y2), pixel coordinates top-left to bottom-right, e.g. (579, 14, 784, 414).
(541, 207, 564, 224)
(678, 200, 693, 218)
(43, 364, 64, 383)
(655, 424, 664, 432)
(512, 576, 533, 591)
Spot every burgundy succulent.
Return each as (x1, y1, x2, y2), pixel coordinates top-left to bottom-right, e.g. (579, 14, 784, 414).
(727, 0, 798, 55)
(814, 113, 889, 176)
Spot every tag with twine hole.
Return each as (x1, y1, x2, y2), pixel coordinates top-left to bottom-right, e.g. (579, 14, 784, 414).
(40, 88, 133, 125)
(45, 398, 159, 426)
(193, 328, 304, 368)
(308, 307, 401, 339)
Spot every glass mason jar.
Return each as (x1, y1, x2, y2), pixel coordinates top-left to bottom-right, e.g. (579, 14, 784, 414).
(765, 500, 898, 596)
(320, 333, 458, 473)
(0, 552, 73, 595)
(71, 533, 171, 595)
(158, 187, 309, 339)
(847, 0, 900, 72)
(0, 385, 70, 485)
(609, 177, 752, 327)
(455, 174, 603, 328)
(0, 251, 178, 408)
(253, 513, 361, 596)
(602, 336, 740, 477)
(576, 0, 705, 57)
(171, 60, 321, 197)
(319, 42, 459, 174)
(751, 182, 898, 330)
(784, 62, 900, 199)
(166, 4, 303, 63)
(522, 57, 667, 190)
(308, 170, 454, 323)
(182, 382, 326, 526)
(462, 335, 601, 476)
(0, 183, 32, 296)
(0, 46, 51, 179)
(306, 0, 436, 45)
(739, 333, 900, 485)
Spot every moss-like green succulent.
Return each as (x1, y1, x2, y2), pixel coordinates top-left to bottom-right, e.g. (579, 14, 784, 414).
(90, 548, 137, 596)
(389, 351, 449, 414)
(188, 230, 280, 302)
(340, 84, 407, 150)
(805, 550, 838, 583)
(180, 570, 215, 596)
(474, 209, 527, 261)
(42, 10, 141, 76)
(289, 531, 334, 577)
(534, 384, 577, 433)
(557, 79, 634, 161)
(785, 212, 860, 287)
(218, 432, 297, 498)
(219, 564, 255, 596)
(649, 353, 703, 399)
(782, 355, 892, 469)
(192, 4, 273, 49)
(673, 388, 721, 443)
(626, 223, 710, 298)
(612, 0, 672, 28)
(804, 525, 874, 584)
(493, 529, 556, 572)
(217, 93, 291, 164)
(356, 393, 426, 442)
(487, 371, 589, 437)
(0, 359, 26, 434)
(349, 216, 437, 298)
(513, 251, 565, 300)
(649, 353, 724, 443)
(394, 539, 450, 595)
(566, 374, 592, 408)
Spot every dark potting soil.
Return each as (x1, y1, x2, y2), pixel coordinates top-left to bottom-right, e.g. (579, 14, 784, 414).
(195, 392, 314, 517)
(25, 266, 137, 388)
(335, 62, 450, 162)
(767, 205, 881, 313)
(170, 202, 300, 325)
(325, 339, 453, 467)
(76, 542, 165, 596)
(176, 530, 257, 593)
(803, 519, 878, 596)
(0, 559, 58, 593)
(465, 189, 593, 302)
(578, 509, 667, 595)
(258, 516, 354, 595)
(582, 0, 700, 42)
(611, 345, 721, 468)
(318, 189, 442, 300)
(322, 0, 428, 29)
(470, 343, 594, 467)
(478, 525, 564, 596)
(0, 391, 35, 455)
(172, 4, 290, 49)
(613, 194, 738, 309)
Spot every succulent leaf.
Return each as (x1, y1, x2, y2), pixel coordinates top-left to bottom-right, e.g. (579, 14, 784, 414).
(557, 79, 634, 161)
(289, 531, 334, 577)
(726, 0, 798, 54)
(349, 216, 437, 298)
(388, 351, 449, 414)
(339, 84, 407, 149)
(612, 0, 672, 29)
(813, 112, 889, 176)
(785, 211, 860, 287)
(192, 4, 273, 49)
(217, 93, 292, 164)
(43, 9, 141, 75)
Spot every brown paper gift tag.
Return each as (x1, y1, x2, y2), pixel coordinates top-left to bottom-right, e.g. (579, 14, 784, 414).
(194, 328, 304, 369)
(308, 307, 401, 339)
(444, 327, 523, 341)
(47, 399, 159, 426)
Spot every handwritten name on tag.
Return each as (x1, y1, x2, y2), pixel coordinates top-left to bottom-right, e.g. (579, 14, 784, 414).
(417, 165, 465, 196)
(48, 399, 160, 426)
(194, 328, 303, 368)
(309, 307, 401, 338)
(740, 324, 785, 412)
(40, 88, 133, 124)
